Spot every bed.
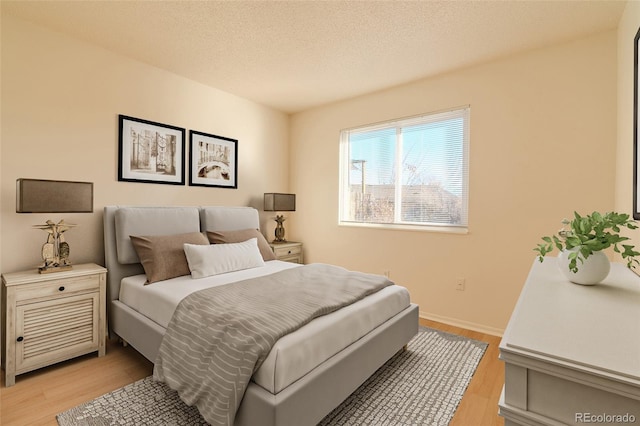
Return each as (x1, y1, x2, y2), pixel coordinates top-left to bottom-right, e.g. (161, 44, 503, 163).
(103, 205, 419, 426)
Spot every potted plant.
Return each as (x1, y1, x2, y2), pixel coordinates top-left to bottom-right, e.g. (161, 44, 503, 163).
(534, 211, 640, 284)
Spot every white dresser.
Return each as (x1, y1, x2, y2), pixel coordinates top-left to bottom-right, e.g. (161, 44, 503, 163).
(499, 258, 640, 425)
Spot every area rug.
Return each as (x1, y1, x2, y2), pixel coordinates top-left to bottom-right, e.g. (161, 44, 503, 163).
(57, 327, 487, 426)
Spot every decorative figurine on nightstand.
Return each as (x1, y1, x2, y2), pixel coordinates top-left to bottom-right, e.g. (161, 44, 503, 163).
(274, 215, 287, 243)
(34, 219, 76, 273)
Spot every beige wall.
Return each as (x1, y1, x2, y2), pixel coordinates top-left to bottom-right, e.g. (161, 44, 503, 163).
(616, 2, 640, 243)
(0, 15, 290, 274)
(290, 31, 618, 334)
(1, 13, 625, 334)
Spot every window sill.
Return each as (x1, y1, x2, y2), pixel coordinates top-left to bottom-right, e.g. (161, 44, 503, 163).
(338, 221, 468, 234)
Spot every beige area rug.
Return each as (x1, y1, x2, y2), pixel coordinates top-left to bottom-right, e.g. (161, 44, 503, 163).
(57, 327, 487, 425)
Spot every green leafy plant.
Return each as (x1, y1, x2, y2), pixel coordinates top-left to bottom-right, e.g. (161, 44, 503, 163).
(534, 211, 640, 272)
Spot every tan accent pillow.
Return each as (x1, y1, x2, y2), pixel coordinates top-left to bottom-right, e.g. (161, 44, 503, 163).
(130, 232, 209, 284)
(207, 229, 276, 261)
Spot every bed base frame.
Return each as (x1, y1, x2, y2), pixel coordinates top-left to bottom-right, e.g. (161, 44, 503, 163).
(112, 299, 418, 426)
(104, 205, 419, 426)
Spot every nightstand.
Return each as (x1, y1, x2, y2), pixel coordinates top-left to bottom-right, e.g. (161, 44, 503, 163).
(269, 241, 303, 263)
(1, 263, 107, 386)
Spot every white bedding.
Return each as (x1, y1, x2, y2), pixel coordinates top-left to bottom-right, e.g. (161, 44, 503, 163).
(119, 260, 411, 393)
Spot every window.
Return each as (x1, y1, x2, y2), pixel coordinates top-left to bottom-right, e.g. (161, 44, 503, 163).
(339, 107, 469, 231)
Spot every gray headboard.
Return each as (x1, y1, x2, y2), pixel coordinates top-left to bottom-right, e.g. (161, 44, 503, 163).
(103, 205, 261, 305)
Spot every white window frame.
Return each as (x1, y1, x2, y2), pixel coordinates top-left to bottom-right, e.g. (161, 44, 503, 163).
(338, 106, 470, 233)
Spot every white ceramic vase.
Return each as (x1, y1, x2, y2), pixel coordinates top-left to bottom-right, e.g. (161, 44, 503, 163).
(557, 248, 610, 285)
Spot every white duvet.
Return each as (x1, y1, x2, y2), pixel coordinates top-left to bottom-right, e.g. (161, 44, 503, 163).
(119, 260, 411, 393)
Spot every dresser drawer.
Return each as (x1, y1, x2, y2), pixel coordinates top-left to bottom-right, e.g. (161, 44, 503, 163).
(14, 275, 100, 303)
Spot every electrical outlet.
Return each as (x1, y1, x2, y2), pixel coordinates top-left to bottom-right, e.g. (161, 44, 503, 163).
(383, 270, 391, 278)
(456, 278, 465, 291)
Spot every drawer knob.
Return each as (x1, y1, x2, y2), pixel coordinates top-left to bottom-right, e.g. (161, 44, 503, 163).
(16, 336, 23, 342)
(58, 286, 65, 292)
(288, 250, 292, 254)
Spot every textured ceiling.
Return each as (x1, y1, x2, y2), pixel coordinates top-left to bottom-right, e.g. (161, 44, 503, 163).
(2, 1, 626, 113)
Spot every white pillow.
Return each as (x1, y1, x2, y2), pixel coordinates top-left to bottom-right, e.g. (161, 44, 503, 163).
(183, 238, 265, 279)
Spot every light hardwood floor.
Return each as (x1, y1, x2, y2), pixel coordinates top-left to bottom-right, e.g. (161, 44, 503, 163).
(0, 318, 504, 425)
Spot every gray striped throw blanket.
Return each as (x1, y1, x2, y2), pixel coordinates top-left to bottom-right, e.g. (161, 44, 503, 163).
(153, 263, 393, 426)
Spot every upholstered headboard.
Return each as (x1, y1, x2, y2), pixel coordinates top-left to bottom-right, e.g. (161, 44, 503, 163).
(103, 205, 261, 305)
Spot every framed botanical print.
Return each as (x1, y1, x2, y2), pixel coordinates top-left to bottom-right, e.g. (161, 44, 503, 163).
(189, 130, 238, 188)
(118, 115, 186, 185)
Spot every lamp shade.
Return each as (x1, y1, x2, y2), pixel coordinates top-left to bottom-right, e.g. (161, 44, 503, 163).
(16, 179, 93, 213)
(264, 193, 296, 212)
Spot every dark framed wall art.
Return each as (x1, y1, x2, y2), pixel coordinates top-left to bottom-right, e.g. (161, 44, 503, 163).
(118, 115, 186, 185)
(634, 28, 640, 219)
(189, 130, 238, 188)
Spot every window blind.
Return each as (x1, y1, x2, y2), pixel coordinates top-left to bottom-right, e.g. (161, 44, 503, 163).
(339, 107, 469, 229)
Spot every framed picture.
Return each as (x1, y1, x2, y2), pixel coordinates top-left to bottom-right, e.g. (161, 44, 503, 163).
(634, 27, 640, 219)
(118, 115, 186, 185)
(189, 130, 238, 188)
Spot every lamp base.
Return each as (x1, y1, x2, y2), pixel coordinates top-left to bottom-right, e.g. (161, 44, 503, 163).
(273, 215, 287, 243)
(39, 264, 73, 274)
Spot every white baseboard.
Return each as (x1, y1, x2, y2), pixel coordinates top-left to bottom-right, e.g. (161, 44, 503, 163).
(420, 311, 504, 337)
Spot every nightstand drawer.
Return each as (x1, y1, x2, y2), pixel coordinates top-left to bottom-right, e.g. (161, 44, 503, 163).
(272, 245, 302, 258)
(14, 275, 100, 303)
(269, 242, 303, 264)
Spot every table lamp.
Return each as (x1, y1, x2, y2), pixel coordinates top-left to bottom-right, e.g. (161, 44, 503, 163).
(263, 193, 295, 243)
(16, 178, 93, 273)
